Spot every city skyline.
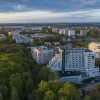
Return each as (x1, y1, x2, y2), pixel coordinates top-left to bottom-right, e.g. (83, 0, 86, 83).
(0, 0, 100, 23)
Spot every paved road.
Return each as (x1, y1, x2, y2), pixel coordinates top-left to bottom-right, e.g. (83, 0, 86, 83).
(79, 82, 100, 91)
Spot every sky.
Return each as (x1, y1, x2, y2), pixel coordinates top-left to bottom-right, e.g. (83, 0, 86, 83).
(0, 0, 100, 23)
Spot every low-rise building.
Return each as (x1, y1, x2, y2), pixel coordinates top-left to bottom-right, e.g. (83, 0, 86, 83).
(8, 31, 20, 36)
(0, 34, 6, 40)
(80, 30, 89, 36)
(31, 33, 55, 39)
(22, 26, 42, 32)
(60, 75, 82, 83)
(15, 35, 33, 44)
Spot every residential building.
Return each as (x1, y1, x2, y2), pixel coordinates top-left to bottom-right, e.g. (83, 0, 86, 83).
(8, 31, 20, 37)
(22, 27, 42, 32)
(80, 30, 89, 36)
(52, 27, 59, 33)
(68, 30, 75, 37)
(31, 46, 54, 64)
(88, 42, 100, 58)
(0, 34, 6, 40)
(15, 35, 33, 44)
(31, 33, 55, 39)
(59, 28, 68, 35)
(49, 47, 100, 78)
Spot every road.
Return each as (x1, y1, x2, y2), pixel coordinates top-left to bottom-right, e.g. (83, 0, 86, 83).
(79, 82, 100, 91)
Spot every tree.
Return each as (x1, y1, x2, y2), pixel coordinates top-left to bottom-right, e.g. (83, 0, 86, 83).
(38, 67, 51, 81)
(84, 95, 91, 100)
(0, 93, 3, 100)
(95, 58, 100, 67)
(49, 72, 59, 81)
(38, 80, 49, 91)
(9, 74, 24, 94)
(87, 29, 98, 38)
(58, 83, 81, 100)
(11, 87, 20, 100)
(89, 84, 100, 100)
(49, 80, 62, 93)
(43, 90, 57, 100)
(25, 78, 34, 93)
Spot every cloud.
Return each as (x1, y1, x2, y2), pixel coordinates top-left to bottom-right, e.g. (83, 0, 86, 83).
(0, 0, 99, 22)
(0, 9, 99, 23)
(0, 0, 99, 12)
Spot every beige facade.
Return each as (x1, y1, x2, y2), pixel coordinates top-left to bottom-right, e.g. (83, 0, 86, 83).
(88, 42, 100, 58)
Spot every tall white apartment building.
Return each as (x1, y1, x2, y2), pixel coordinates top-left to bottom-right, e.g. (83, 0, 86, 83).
(49, 47, 100, 77)
(68, 30, 75, 37)
(59, 28, 68, 35)
(84, 52, 99, 77)
(88, 42, 100, 58)
(31, 46, 54, 64)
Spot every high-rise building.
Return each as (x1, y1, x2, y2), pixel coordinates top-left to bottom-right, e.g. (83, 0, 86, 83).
(68, 30, 75, 37)
(31, 46, 54, 64)
(49, 47, 100, 77)
(59, 28, 68, 35)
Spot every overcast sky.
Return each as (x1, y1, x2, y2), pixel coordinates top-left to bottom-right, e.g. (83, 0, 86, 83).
(0, 0, 100, 23)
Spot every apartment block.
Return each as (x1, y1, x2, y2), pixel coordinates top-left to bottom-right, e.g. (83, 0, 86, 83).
(31, 46, 54, 64)
(49, 47, 100, 78)
(68, 30, 75, 37)
(88, 42, 100, 58)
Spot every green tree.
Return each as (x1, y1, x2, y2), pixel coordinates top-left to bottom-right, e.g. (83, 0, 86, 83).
(0, 93, 3, 100)
(49, 72, 59, 80)
(38, 80, 49, 91)
(25, 78, 34, 93)
(84, 95, 91, 100)
(58, 83, 81, 100)
(89, 84, 100, 100)
(11, 87, 20, 100)
(49, 80, 62, 93)
(43, 90, 57, 100)
(38, 67, 51, 81)
(9, 74, 24, 94)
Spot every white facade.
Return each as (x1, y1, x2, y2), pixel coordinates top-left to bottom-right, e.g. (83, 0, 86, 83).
(84, 52, 95, 70)
(68, 30, 75, 37)
(86, 68, 100, 77)
(59, 28, 68, 35)
(49, 47, 100, 78)
(31, 46, 54, 64)
(15, 35, 33, 44)
(88, 42, 100, 58)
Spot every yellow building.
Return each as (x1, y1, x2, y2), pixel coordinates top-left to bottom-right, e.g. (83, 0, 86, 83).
(88, 42, 100, 58)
